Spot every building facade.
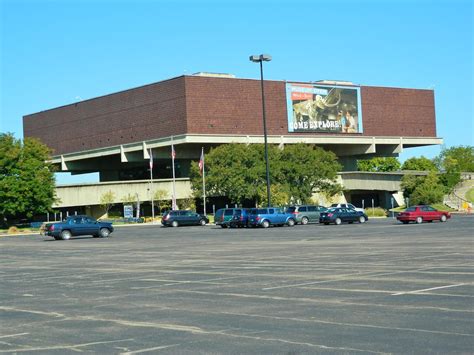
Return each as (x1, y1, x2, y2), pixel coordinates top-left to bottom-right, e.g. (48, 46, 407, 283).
(23, 74, 441, 215)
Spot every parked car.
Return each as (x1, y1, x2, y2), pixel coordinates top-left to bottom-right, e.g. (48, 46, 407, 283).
(247, 207, 296, 228)
(228, 209, 251, 228)
(319, 207, 368, 225)
(330, 203, 365, 213)
(161, 210, 209, 227)
(44, 215, 114, 240)
(286, 205, 327, 224)
(214, 208, 250, 228)
(396, 205, 451, 224)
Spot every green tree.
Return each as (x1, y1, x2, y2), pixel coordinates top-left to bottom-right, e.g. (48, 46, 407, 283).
(256, 184, 290, 207)
(99, 190, 115, 216)
(189, 143, 342, 205)
(434, 145, 474, 172)
(357, 157, 401, 172)
(409, 172, 445, 205)
(401, 156, 437, 171)
(154, 189, 171, 213)
(121, 193, 136, 205)
(0, 133, 56, 224)
(277, 144, 342, 203)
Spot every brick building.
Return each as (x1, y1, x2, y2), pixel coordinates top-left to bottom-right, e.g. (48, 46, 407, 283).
(23, 73, 441, 215)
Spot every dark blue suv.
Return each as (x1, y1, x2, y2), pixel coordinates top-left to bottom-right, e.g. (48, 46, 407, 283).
(248, 207, 296, 228)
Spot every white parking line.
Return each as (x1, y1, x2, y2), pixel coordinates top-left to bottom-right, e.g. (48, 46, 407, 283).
(392, 283, 466, 296)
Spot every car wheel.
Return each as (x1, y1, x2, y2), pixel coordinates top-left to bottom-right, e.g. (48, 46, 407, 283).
(301, 217, 309, 225)
(171, 220, 179, 227)
(53, 236, 61, 240)
(335, 218, 342, 225)
(324, 222, 329, 225)
(99, 228, 110, 238)
(402, 221, 409, 224)
(440, 214, 447, 222)
(416, 216, 423, 224)
(61, 230, 72, 240)
(261, 220, 270, 228)
(359, 216, 366, 224)
(199, 219, 207, 226)
(287, 218, 295, 227)
(220, 224, 228, 228)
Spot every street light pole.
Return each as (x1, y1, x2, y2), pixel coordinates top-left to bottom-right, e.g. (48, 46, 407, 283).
(250, 54, 272, 207)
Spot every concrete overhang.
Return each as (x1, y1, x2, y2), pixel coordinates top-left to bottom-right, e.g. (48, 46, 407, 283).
(51, 134, 443, 171)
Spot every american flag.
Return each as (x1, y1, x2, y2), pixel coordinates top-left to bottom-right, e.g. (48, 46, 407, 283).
(198, 148, 204, 175)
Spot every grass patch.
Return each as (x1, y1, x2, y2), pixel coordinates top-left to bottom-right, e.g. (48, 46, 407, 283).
(465, 187, 474, 203)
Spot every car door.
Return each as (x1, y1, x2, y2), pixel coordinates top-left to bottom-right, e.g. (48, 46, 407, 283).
(83, 216, 99, 234)
(70, 217, 88, 235)
(421, 206, 436, 221)
(307, 206, 318, 222)
(181, 211, 194, 225)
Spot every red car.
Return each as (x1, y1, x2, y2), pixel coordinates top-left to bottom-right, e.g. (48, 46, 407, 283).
(396, 205, 451, 224)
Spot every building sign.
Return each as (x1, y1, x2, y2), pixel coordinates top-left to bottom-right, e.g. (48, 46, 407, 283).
(286, 83, 362, 133)
(123, 205, 134, 219)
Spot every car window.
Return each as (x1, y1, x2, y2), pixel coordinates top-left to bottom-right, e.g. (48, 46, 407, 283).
(224, 209, 234, 216)
(85, 217, 96, 223)
(330, 204, 338, 208)
(348, 204, 355, 209)
(257, 208, 267, 214)
(405, 207, 416, 212)
(299, 206, 307, 212)
(268, 208, 274, 214)
(286, 207, 296, 213)
(425, 206, 436, 211)
(73, 217, 83, 224)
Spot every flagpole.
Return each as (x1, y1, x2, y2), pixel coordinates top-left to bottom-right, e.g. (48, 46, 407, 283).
(171, 137, 177, 210)
(201, 147, 206, 216)
(149, 148, 155, 222)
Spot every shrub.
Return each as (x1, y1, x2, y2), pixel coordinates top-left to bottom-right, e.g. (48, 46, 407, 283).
(364, 207, 387, 217)
(7, 226, 19, 234)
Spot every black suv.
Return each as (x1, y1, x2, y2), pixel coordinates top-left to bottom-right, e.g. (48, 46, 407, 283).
(161, 210, 209, 227)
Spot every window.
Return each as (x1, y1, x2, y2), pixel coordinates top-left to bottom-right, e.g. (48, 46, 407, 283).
(307, 206, 316, 212)
(299, 206, 307, 212)
(268, 209, 274, 214)
(224, 210, 234, 216)
(286, 207, 297, 213)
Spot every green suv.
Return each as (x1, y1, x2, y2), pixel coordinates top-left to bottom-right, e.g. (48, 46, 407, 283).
(286, 205, 327, 225)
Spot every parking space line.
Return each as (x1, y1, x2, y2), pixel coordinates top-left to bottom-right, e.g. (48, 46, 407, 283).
(392, 283, 466, 296)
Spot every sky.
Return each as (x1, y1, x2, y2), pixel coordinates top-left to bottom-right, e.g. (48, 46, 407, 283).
(1, 0, 473, 184)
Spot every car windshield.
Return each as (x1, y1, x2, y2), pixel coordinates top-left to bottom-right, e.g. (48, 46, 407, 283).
(330, 204, 338, 208)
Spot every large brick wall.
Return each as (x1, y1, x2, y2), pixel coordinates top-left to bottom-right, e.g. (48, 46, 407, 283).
(185, 76, 437, 138)
(23, 75, 437, 156)
(360, 86, 436, 137)
(23, 77, 188, 155)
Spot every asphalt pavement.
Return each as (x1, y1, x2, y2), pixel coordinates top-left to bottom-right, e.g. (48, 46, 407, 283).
(1, 216, 473, 354)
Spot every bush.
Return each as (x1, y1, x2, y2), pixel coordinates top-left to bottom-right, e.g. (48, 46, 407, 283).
(7, 226, 19, 234)
(364, 207, 387, 217)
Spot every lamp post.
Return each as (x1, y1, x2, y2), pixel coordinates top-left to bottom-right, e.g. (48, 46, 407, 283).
(250, 54, 272, 207)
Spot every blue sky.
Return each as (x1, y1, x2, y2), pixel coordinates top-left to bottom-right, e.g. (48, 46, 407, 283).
(1, 0, 472, 183)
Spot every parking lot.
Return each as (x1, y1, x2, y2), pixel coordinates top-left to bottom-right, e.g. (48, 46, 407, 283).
(1, 216, 473, 354)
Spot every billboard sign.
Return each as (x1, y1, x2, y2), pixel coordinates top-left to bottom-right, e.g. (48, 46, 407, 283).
(286, 83, 362, 133)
